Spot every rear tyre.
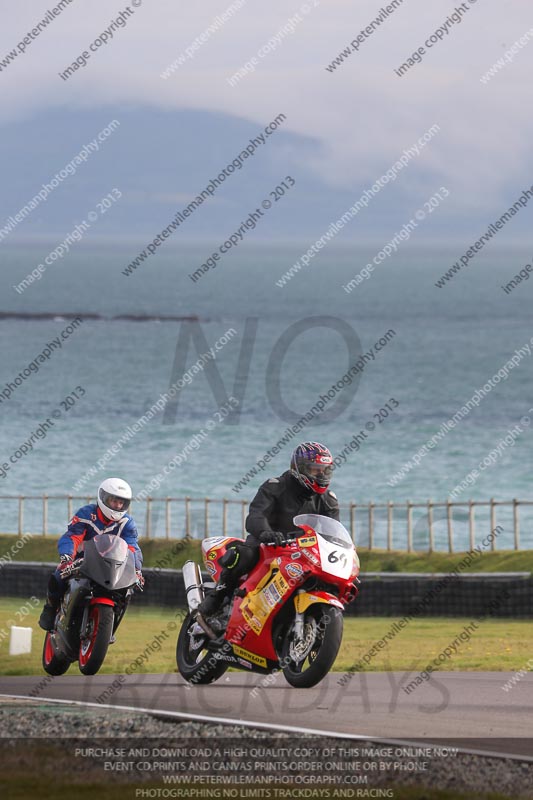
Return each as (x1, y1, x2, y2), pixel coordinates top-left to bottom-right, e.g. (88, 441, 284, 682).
(42, 632, 70, 676)
(176, 612, 228, 685)
(79, 604, 114, 675)
(282, 604, 343, 688)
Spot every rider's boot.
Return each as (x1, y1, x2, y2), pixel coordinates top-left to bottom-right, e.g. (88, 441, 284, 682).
(38, 596, 58, 631)
(197, 582, 228, 618)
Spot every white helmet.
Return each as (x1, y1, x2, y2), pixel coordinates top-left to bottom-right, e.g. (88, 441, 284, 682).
(98, 477, 132, 521)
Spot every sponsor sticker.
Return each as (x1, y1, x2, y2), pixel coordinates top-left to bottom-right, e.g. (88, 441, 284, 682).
(286, 562, 304, 579)
(233, 645, 267, 668)
(298, 535, 317, 548)
(241, 593, 273, 632)
(273, 572, 289, 594)
(205, 561, 216, 576)
(207, 551, 218, 560)
(241, 605, 264, 634)
(302, 549, 319, 566)
(291, 551, 302, 559)
(263, 584, 281, 607)
(240, 599, 264, 634)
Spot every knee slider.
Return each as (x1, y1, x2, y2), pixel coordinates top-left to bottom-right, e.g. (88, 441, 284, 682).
(220, 547, 240, 569)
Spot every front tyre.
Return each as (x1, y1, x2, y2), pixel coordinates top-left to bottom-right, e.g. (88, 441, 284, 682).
(282, 604, 343, 689)
(79, 604, 114, 675)
(176, 612, 228, 685)
(42, 632, 70, 676)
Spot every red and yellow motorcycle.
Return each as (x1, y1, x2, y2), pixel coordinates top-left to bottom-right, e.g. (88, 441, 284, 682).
(176, 514, 359, 688)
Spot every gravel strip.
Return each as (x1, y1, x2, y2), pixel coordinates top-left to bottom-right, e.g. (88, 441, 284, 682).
(0, 700, 274, 738)
(0, 701, 531, 799)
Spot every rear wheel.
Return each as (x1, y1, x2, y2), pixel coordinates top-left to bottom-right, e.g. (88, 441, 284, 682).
(42, 632, 70, 676)
(79, 604, 114, 675)
(282, 604, 343, 688)
(176, 612, 228, 685)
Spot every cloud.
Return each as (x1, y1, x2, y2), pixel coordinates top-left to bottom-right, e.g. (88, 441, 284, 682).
(2, 0, 533, 216)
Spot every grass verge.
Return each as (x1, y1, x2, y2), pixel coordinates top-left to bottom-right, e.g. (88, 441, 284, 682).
(0, 598, 530, 677)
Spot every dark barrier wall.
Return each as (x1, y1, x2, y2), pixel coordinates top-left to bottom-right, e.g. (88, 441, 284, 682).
(2, 563, 531, 617)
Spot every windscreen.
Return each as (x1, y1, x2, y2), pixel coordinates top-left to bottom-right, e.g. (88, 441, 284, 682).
(91, 533, 129, 560)
(293, 514, 353, 548)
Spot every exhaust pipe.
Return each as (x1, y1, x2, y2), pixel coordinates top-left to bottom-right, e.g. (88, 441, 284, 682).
(183, 561, 204, 612)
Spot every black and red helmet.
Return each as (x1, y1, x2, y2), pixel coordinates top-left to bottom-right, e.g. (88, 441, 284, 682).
(290, 442, 333, 495)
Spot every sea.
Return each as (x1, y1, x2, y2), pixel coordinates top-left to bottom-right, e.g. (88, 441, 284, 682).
(1, 241, 532, 549)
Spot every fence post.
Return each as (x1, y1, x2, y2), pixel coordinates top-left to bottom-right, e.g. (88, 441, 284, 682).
(185, 497, 191, 540)
(18, 496, 24, 537)
(204, 498, 210, 539)
(446, 500, 453, 553)
(428, 500, 434, 553)
(490, 498, 496, 550)
(222, 499, 228, 537)
(145, 499, 151, 540)
(469, 500, 475, 551)
(513, 498, 520, 550)
(43, 495, 48, 536)
(6, 493, 526, 549)
(165, 497, 171, 540)
(241, 501, 247, 538)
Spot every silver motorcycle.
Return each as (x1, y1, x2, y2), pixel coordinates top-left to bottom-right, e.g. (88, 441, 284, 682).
(42, 534, 138, 676)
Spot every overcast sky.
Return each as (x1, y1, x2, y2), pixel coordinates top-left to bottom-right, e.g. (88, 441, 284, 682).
(2, 0, 533, 230)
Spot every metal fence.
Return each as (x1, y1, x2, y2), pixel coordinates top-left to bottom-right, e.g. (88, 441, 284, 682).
(0, 495, 532, 551)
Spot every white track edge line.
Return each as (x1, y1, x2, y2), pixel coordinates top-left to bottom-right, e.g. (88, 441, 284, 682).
(1, 692, 532, 763)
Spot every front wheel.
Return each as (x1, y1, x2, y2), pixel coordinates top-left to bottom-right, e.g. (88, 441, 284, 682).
(79, 604, 114, 675)
(42, 632, 70, 676)
(176, 612, 228, 685)
(282, 604, 343, 688)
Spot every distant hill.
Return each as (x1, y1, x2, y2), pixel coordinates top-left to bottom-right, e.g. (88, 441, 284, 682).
(0, 106, 459, 244)
(2, 106, 529, 246)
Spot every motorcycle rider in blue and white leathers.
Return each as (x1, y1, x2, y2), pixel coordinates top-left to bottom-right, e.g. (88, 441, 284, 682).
(38, 477, 143, 631)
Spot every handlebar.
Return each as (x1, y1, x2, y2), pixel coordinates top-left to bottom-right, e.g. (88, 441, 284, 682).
(262, 538, 295, 547)
(62, 557, 83, 578)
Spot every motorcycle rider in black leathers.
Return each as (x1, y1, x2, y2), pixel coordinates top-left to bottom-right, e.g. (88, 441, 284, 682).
(197, 442, 339, 621)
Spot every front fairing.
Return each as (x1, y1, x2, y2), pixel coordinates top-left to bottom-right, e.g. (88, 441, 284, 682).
(80, 534, 137, 590)
(294, 513, 359, 580)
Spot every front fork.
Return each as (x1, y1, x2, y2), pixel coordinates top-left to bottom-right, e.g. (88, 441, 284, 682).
(79, 604, 91, 640)
(292, 591, 305, 641)
(291, 589, 343, 646)
(80, 596, 121, 641)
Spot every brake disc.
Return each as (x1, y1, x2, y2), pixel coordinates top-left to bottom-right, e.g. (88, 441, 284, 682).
(289, 617, 317, 663)
(188, 622, 207, 652)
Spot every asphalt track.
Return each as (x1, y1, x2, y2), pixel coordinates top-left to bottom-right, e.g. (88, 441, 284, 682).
(1, 671, 532, 758)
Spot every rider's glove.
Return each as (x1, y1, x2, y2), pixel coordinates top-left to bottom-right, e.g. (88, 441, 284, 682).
(58, 554, 73, 575)
(136, 570, 145, 590)
(259, 530, 285, 546)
